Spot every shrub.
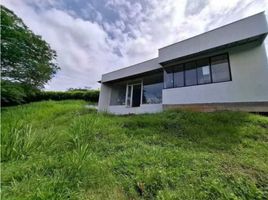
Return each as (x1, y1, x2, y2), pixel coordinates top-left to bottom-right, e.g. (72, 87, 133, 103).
(1, 80, 40, 106)
(1, 86, 99, 107)
(27, 90, 99, 103)
(1, 80, 27, 106)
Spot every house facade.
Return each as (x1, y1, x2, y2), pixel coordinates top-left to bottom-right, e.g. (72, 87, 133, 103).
(98, 12, 268, 114)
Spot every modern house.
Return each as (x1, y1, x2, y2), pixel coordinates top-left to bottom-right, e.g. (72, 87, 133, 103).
(98, 12, 268, 114)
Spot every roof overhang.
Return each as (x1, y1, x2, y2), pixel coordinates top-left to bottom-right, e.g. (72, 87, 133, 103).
(158, 12, 268, 64)
(160, 34, 266, 67)
(101, 58, 162, 83)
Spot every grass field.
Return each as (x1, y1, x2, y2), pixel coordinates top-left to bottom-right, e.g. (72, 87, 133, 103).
(1, 100, 268, 200)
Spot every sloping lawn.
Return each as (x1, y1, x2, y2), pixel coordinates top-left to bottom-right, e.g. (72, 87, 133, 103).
(1, 100, 268, 200)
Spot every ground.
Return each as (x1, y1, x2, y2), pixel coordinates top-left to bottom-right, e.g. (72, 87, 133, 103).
(1, 100, 268, 200)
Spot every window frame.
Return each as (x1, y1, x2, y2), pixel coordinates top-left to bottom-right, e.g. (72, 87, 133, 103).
(196, 58, 211, 85)
(125, 81, 143, 108)
(110, 82, 127, 106)
(184, 61, 198, 87)
(210, 53, 232, 83)
(163, 53, 232, 89)
(164, 67, 174, 88)
(142, 72, 163, 104)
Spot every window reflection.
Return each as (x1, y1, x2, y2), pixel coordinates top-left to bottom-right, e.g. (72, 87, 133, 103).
(174, 65, 184, 87)
(185, 62, 197, 86)
(197, 58, 211, 84)
(142, 72, 163, 104)
(110, 82, 126, 105)
(163, 53, 231, 89)
(211, 55, 230, 82)
(164, 67, 173, 88)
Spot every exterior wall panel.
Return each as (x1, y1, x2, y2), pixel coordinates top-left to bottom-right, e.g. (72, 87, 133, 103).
(98, 83, 112, 112)
(162, 43, 268, 105)
(108, 104, 163, 115)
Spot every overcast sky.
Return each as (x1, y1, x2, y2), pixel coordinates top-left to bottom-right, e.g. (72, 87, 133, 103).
(2, 0, 268, 91)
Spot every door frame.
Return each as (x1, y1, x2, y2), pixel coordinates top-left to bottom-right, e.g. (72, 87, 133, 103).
(125, 80, 143, 107)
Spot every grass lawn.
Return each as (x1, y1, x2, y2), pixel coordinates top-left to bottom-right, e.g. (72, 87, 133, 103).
(1, 100, 268, 200)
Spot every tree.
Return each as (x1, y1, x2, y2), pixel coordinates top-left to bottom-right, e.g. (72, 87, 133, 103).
(1, 6, 60, 105)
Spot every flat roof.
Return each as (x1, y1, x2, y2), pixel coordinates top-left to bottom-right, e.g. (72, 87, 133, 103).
(158, 12, 268, 63)
(101, 58, 162, 83)
(101, 12, 268, 83)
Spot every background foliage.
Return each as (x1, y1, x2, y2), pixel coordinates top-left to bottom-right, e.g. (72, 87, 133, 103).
(27, 90, 99, 103)
(1, 5, 60, 105)
(1, 89, 99, 106)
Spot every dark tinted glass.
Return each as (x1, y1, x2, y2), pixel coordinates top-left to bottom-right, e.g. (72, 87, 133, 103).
(173, 64, 184, 87)
(126, 85, 131, 106)
(197, 58, 211, 84)
(164, 67, 173, 88)
(110, 82, 126, 105)
(211, 54, 230, 82)
(132, 84, 141, 107)
(185, 62, 197, 86)
(143, 72, 163, 104)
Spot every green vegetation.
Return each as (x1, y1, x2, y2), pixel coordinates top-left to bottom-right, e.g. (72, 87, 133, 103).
(1, 6, 59, 106)
(25, 90, 99, 104)
(1, 89, 99, 107)
(1, 100, 268, 200)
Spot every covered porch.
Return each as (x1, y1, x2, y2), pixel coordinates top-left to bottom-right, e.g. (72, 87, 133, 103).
(102, 69, 163, 114)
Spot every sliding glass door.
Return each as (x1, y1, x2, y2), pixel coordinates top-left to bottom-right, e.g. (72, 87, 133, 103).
(132, 84, 141, 107)
(126, 82, 142, 107)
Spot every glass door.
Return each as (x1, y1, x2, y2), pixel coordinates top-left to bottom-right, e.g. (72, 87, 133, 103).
(126, 82, 142, 107)
(132, 84, 141, 107)
(126, 85, 132, 107)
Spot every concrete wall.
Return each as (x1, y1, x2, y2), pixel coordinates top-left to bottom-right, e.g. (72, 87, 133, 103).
(162, 42, 268, 105)
(98, 83, 112, 112)
(108, 104, 163, 115)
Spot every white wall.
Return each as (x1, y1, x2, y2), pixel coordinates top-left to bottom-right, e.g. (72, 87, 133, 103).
(163, 42, 268, 105)
(108, 104, 163, 115)
(98, 83, 112, 112)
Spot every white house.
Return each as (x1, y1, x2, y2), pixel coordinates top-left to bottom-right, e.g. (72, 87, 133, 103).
(98, 12, 268, 114)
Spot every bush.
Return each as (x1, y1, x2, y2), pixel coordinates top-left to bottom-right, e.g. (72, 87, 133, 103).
(1, 83, 99, 107)
(1, 80, 27, 106)
(1, 80, 40, 106)
(27, 90, 99, 103)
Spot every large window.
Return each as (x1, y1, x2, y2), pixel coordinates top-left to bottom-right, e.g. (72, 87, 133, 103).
(173, 65, 184, 87)
(197, 58, 211, 84)
(126, 85, 131, 106)
(185, 62, 197, 86)
(163, 53, 231, 89)
(110, 82, 126, 105)
(142, 72, 163, 104)
(164, 67, 173, 88)
(211, 54, 231, 82)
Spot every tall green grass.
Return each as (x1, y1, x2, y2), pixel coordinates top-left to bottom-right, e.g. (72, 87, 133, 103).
(1, 100, 268, 199)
